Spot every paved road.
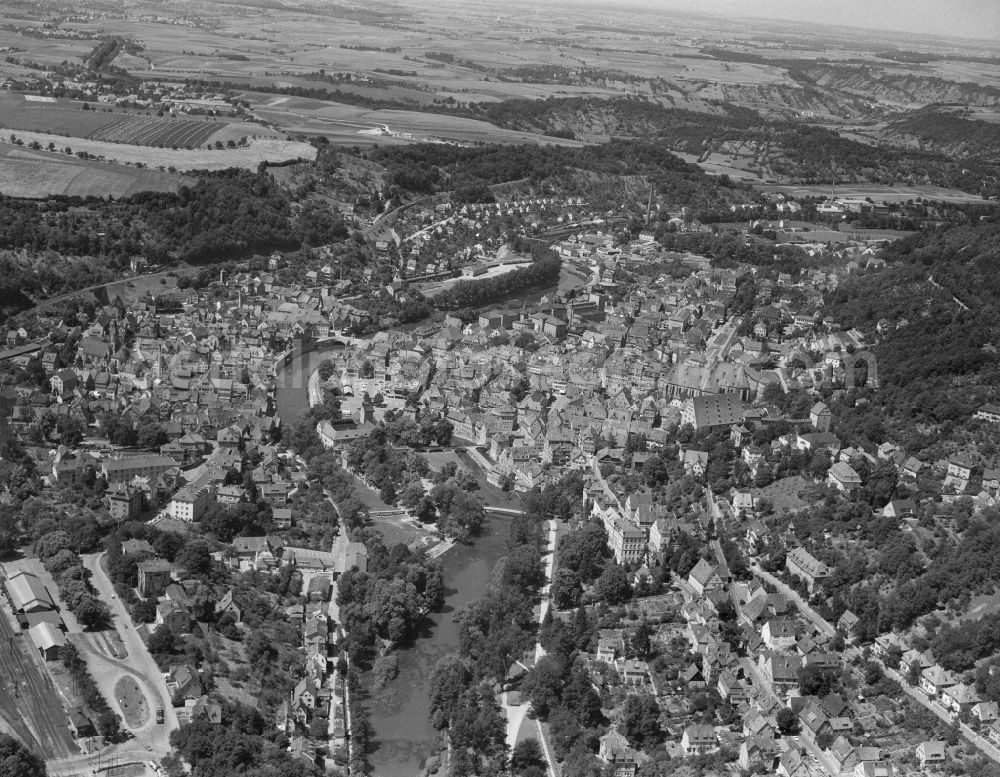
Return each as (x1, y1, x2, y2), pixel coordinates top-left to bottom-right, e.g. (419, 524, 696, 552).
(534, 520, 558, 664)
(871, 655, 1000, 766)
(501, 520, 559, 776)
(751, 564, 836, 638)
(47, 746, 160, 776)
(739, 656, 778, 709)
(82, 553, 178, 754)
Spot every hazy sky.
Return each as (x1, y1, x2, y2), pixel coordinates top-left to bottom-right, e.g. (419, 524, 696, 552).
(606, 0, 1000, 42)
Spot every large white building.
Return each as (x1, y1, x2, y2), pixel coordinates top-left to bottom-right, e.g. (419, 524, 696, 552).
(169, 484, 215, 522)
(593, 501, 646, 564)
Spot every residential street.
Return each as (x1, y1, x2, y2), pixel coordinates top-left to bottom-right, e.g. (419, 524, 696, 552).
(874, 656, 1000, 766)
(502, 519, 558, 776)
(82, 552, 178, 753)
(752, 564, 836, 638)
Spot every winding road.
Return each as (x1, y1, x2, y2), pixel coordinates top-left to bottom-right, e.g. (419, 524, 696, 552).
(81, 553, 178, 753)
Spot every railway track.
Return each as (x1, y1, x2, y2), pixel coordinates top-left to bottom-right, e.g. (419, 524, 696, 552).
(0, 601, 77, 758)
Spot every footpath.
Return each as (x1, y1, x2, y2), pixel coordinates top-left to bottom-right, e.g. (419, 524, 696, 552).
(501, 519, 559, 777)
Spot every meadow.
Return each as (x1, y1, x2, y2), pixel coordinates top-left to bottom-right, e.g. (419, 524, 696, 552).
(0, 144, 188, 198)
(0, 130, 316, 172)
(242, 92, 585, 146)
(0, 94, 274, 149)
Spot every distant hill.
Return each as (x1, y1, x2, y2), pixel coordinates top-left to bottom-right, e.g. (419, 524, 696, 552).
(884, 107, 1000, 161)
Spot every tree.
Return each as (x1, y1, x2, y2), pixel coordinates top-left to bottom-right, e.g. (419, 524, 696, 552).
(629, 620, 652, 659)
(620, 694, 663, 749)
(137, 422, 168, 450)
(74, 595, 111, 630)
(444, 491, 485, 540)
(362, 578, 421, 642)
(0, 733, 46, 777)
(510, 738, 545, 777)
(176, 540, 213, 578)
(45, 548, 80, 577)
(642, 455, 669, 487)
(308, 714, 329, 739)
(523, 655, 566, 717)
(0, 510, 18, 557)
(946, 717, 960, 746)
(372, 655, 399, 689)
(429, 656, 471, 730)
(594, 563, 631, 605)
(148, 625, 178, 655)
(36, 531, 72, 560)
(548, 704, 584, 759)
(864, 661, 884, 686)
(131, 598, 157, 624)
(561, 664, 601, 725)
(246, 630, 277, 666)
(557, 523, 608, 583)
(776, 706, 799, 734)
(799, 665, 836, 697)
(552, 568, 582, 610)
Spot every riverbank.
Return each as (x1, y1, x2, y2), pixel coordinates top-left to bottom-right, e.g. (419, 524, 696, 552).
(308, 368, 322, 407)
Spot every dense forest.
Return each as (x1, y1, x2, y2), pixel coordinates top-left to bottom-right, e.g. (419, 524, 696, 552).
(431, 253, 561, 315)
(824, 218, 1000, 435)
(375, 139, 752, 213)
(0, 169, 348, 266)
(402, 94, 1000, 197)
(887, 107, 1000, 160)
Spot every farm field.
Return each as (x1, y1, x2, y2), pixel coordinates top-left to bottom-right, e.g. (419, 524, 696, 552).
(243, 93, 585, 146)
(0, 144, 189, 198)
(0, 94, 280, 149)
(0, 131, 316, 172)
(0, 93, 125, 136)
(753, 181, 997, 204)
(90, 116, 237, 148)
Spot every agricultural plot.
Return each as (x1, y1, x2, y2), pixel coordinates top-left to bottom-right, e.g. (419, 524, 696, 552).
(0, 144, 188, 198)
(753, 181, 995, 204)
(90, 117, 228, 148)
(0, 130, 316, 172)
(0, 93, 122, 136)
(243, 93, 583, 146)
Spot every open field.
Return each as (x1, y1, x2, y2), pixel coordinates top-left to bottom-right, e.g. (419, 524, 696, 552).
(0, 131, 316, 172)
(90, 116, 221, 147)
(0, 94, 277, 149)
(0, 93, 125, 136)
(2, 0, 996, 156)
(0, 144, 189, 198)
(243, 92, 585, 146)
(753, 475, 811, 513)
(753, 181, 997, 204)
(0, 27, 94, 68)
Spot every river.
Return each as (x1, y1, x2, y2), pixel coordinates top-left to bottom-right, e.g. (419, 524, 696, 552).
(274, 344, 513, 777)
(362, 514, 509, 777)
